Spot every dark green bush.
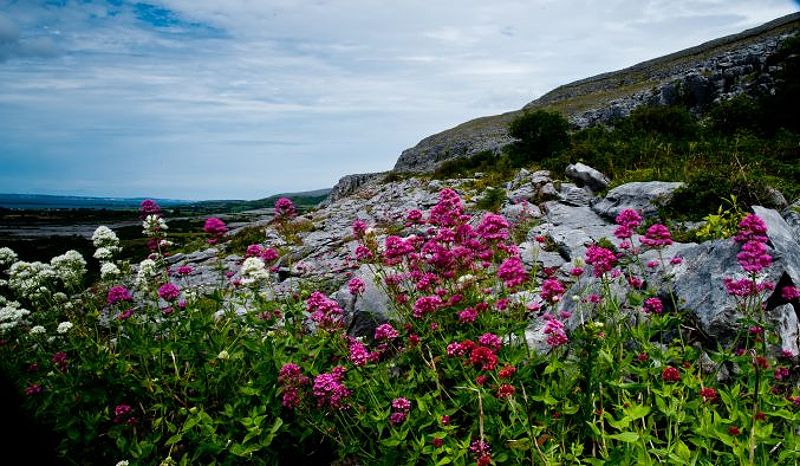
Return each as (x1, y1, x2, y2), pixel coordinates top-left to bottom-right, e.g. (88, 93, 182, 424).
(506, 110, 570, 167)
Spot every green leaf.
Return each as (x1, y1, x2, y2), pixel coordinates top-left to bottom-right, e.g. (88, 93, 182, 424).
(435, 458, 452, 466)
(165, 433, 183, 446)
(608, 432, 639, 443)
(624, 404, 651, 421)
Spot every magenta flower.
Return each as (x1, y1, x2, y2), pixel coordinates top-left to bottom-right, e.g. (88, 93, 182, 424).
(157, 283, 181, 301)
(384, 236, 416, 263)
(585, 245, 617, 277)
(391, 397, 411, 411)
(782, 286, 800, 301)
(643, 297, 664, 314)
(469, 346, 498, 371)
(476, 213, 510, 241)
(412, 295, 443, 319)
(274, 197, 297, 219)
(735, 214, 768, 244)
(107, 285, 133, 305)
(175, 265, 193, 275)
(458, 307, 478, 323)
(429, 188, 465, 227)
(699, 387, 718, 402)
(306, 291, 344, 330)
(405, 209, 423, 225)
(312, 368, 351, 410)
(203, 217, 228, 243)
(349, 340, 370, 366)
(389, 411, 407, 425)
(374, 323, 399, 341)
(498, 257, 528, 288)
(245, 244, 264, 258)
(641, 224, 673, 248)
(496, 383, 516, 398)
(543, 314, 568, 347)
(614, 225, 634, 240)
(662, 366, 681, 383)
(540, 277, 565, 302)
(724, 277, 774, 297)
(348, 277, 366, 295)
(352, 219, 368, 238)
(736, 240, 772, 273)
(139, 199, 161, 217)
(52, 351, 68, 371)
(25, 384, 42, 396)
(615, 209, 642, 229)
(478, 333, 503, 351)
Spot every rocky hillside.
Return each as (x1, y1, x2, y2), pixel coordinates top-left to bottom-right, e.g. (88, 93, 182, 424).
(171, 162, 800, 349)
(393, 12, 800, 173)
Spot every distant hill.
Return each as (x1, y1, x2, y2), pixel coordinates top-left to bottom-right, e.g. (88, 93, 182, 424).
(0, 188, 332, 213)
(393, 12, 800, 173)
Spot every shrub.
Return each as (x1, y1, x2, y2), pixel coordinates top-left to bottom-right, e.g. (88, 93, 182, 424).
(506, 109, 570, 167)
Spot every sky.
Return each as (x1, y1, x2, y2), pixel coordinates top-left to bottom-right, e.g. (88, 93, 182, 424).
(0, 1, 798, 200)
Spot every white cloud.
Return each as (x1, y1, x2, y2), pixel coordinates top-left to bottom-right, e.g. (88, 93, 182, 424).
(0, 0, 797, 199)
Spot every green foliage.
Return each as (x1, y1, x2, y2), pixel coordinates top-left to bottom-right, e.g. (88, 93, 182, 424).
(616, 105, 699, 140)
(691, 196, 746, 241)
(506, 110, 570, 167)
(432, 150, 512, 180)
(475, 187, 506, 212)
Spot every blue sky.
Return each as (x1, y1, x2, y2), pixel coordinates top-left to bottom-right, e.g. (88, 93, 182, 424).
(0, 1, 798, 200)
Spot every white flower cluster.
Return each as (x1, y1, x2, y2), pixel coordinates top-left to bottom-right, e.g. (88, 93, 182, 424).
(57, 321, 74, 334)
(8, 261, 56, 300)
(100, 262, 121, 279)
(0, 299, 31, 333)
(0, 247, 18, 270)
(92, 226, 120, 249)
(240, 257, 269, 284)
(142, 215, 168, 237)
(29, 325, 46, 335)
(135, 258, 158, 288)
(50, 250, 87, 289)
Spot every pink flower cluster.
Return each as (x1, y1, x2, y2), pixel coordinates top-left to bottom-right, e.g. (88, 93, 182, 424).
(413, 295, 443, 319)
(374, 323, 400, 341)
(312, 367, 351, 410)
(643, 297, 664, 314)
(107, 285, 133, 305)
(614, 209, 642, 240)
(307, 291, 344, 330)
(469, 439, 492, 466)
(640, 224, 673, 248)
(735, 214, 768, 244)
(736, 239, 772, 273)
(585, 245, 617, 277)
(543, 314, 568, 347)
(497, 257, 527, 288)
(348, 277, 366, 295)
(278, 363, 309, 409)
(389, 397, 411, 425)
(429, 188, 466, 227)
(139, 199, 162, 218)
(203, 217, 228, 244)
(476, 213, 510, 241)
(540, 277, 565, 302)
(274, 197, 297, 219)
(725, 213, 774, 298)
(157, 282, 181, 302)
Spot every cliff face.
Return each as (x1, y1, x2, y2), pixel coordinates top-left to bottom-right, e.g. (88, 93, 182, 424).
(393, 12, 800, 173)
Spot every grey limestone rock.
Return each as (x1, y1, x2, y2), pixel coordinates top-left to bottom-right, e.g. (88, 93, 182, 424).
(592, 181, 684, 221)
(565, 163, 610, 193)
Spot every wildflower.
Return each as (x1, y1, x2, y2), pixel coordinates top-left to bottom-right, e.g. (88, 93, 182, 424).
(636, 352, 649, 363)
(50, 250, 86, 289)
(616, 209, 642, 229)
(699, 387, 718, 402)
(29, 325, 46, 335)
(723, 277, 773, 297)
(348, 277, 366, 295)
(203, 217, 228, 244)
(349, 340, 370, 366)
(157, 283, 181, 301)
(458, 307, 478, 324)
(217, 350, 230, 360)
(627, 275, 644, 289)
(384, 236, 416, 263)
(735, 214, 768, 244)
(56, 321, 73, 334)
(175, 265, 193, 276)
(643, 297, 664, 314)
(107, 286, 133, 305)
(478, 333, 503, 351)
(540, 278, 565, 302)
(433, 438, 444, 448)
(585, 245, 617, 277)
(307, 291, 344, 330)
(240, 257, 269, 284)
(446, 341, 468, 357)
(646, 260, 659, 268)
(52, 351, 68, 372)
(470, 439, 492, 466)
(389, 411, 407, 425)
(406, 209, 423, 225)
(641, 224, 673, 248)
(781, 349, 796, 359)
(469, 346, 498, 371)
(670, 256, 683, 265)
(728, 426, 741, 436)
(413, 295, 443, 319)
(25, 384, 42, 396)
(441, 415, 450, 425)
(113, 403, 132, 423)
(543, 314, 568, 347)
(570, 267, 584, 277)
(498, 365, 517, 379)
(391, 397, 411, 411)
(374, 323, 399, 341)
(754, 356, 769, 369)
(100, 262, 121, 280)
(135, 259, 158, 287)
(736, 240, 772, 273)
(116, 461, 130, 466)
(117, 308, 134, 321)
(497, 257, 528, 288)
(749, 326, 763, 335)
(92, 226, 121, 251)
(139, 199, 162, 217)
(476, 213, 510, 241)
(407, 334, 420, 347)
(261, 247, 279, 262)
(496, 383, 516, 398)
(475, 375, 488, 386)
(662, 366, 681, 383)
(142, 214, 168, 237)
(274, 197, 297, 219)
(774, 367, 790, 381)
(312, 368, 351, 410)
(429, 188, 465, 227)
(781, 286, 800, 301)
(614, 225, 634, 240)
(0, 247, 18, 269)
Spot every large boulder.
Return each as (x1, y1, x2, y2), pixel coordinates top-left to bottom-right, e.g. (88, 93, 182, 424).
(669, 206, 800, 346)
(783, 200, 800, 243)
(592, 181, 684, 221)
(565, 163, 610, 192)
(333, 265, 393, 337)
